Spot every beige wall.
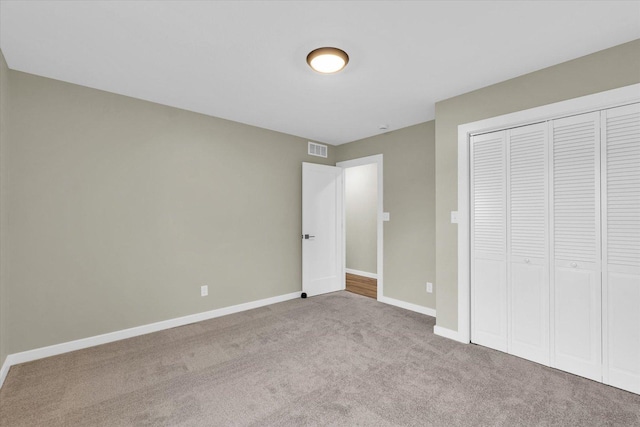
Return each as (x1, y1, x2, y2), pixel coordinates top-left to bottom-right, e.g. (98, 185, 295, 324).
(4, 38, 638, 357)
(435, 39, 640, 331)
(345, 163, 377, 274)
(0, 50, 8, 366)
(337, 122, 435, 309)
(5, 70, 334, 354)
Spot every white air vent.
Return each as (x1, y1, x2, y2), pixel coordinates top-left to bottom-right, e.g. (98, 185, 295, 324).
(308, 141, 328, 158)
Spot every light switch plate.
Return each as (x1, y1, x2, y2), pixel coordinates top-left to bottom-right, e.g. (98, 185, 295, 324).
(450, 211, 459, 224)
(383, 212, 390, 221)
(201, 285, 208, 297)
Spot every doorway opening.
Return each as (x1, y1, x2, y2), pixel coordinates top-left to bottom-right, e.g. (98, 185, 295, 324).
(337, 155, 383, 300)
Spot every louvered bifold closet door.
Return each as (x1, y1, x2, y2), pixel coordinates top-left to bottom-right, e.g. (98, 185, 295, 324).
(551, 112, 602, 381)
(507, 123, 549, 366)
(471, 130, 508, 352)
(602, 103, 640, 395)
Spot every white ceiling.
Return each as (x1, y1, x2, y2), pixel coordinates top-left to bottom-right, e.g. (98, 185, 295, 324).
(1, 1, 639, 145)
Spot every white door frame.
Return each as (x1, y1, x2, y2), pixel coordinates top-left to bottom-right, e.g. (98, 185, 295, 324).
(337, 154, 384, 300)
(448, 83, 640, 344)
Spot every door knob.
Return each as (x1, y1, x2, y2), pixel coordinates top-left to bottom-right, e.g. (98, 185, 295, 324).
(524, 258, 530, 263)
(302, 234, 315, 240)
(571, 262, 577, 268)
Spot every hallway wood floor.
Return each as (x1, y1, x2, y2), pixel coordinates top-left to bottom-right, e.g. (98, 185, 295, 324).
(346, 272, 377, 299)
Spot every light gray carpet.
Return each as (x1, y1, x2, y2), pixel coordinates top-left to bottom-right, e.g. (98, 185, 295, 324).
(1, 291, 639, 426)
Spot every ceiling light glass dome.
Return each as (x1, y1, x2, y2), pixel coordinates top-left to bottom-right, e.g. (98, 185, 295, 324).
(307, 47, 349, 74)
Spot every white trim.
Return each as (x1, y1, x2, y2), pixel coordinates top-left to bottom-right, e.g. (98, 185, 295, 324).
(0, 291, 300, 389)
(337, 154, 384, 301)
(0, 358, 10, 389)
(345, 268, 378, 279)
(379, 295, 436, 317)
(456, 83, 640, 347)
(459, 84, 640, 138)
(433, 325, 467, 343)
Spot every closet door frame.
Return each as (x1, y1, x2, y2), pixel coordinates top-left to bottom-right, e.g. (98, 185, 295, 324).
(445, 83, 640, 346)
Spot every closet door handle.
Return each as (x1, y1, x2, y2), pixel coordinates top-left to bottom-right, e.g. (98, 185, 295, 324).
(524, 258, 530, 263)
(570, 262, 578, 268)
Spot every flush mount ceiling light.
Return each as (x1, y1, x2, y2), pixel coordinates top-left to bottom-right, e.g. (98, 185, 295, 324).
(306, 47, 349, 74)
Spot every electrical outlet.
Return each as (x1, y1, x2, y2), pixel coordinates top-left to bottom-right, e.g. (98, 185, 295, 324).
(426, 282, 433, 293)
(200, 285, 208, 297)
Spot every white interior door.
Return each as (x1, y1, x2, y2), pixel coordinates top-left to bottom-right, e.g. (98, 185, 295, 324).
(471, 130, 508, 352)
(507, 123, 550, 366)
(551, 112, 602, 382)
(302, 162, 344, 297)
(602, 103, 640, 394)
(466, 93, 640, 395)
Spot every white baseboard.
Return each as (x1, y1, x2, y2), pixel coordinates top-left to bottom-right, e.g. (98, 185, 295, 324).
(345, 268, 378, 279)
(433, 325, 469, 344)
(0, 291, 301, 389)
(0, 357, 9, 389)
(378, 295, 436, 317)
